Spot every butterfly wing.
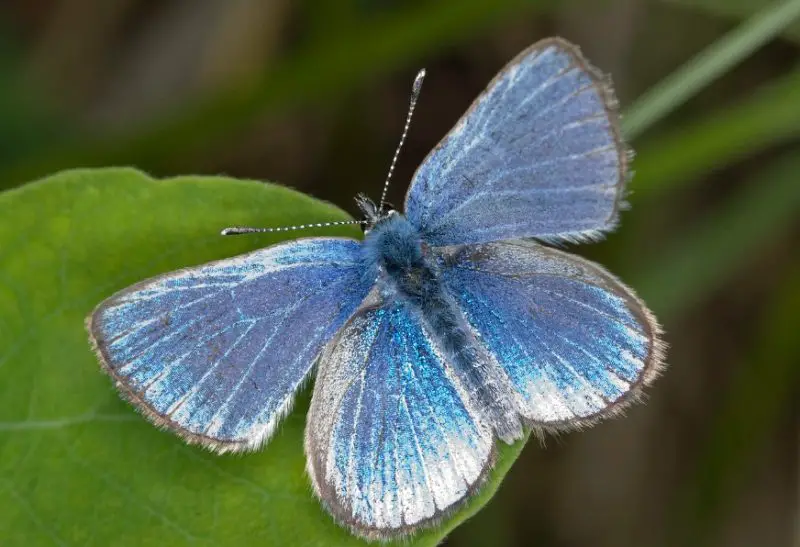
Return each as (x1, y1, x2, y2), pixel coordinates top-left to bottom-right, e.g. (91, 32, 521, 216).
(305, 291, 495, 539)
(405, 37, 627, 246)
(87, 237, 372, 453)
(436, 240, 664, 429)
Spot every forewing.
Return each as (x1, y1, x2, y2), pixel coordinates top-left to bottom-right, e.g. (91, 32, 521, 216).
(405, 37, 627, 246)
(305, 293, 494, 540)
(437, 241, 664, 429)
(87, 237, 372, 453)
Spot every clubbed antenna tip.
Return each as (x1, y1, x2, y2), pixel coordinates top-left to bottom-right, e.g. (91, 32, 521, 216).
(412, 69, 426, 95)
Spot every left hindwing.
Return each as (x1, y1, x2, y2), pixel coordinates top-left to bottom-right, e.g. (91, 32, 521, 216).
(436, 240, 665, 430)
(305, 293, 494, 540)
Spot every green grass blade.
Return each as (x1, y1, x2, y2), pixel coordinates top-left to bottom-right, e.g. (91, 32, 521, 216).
(662, 0, 800, 44)
(632, 66, 800, 196)
(624, 0, 800, 139)
(670, 261, 800, 545)
(632, 152, 800, 319)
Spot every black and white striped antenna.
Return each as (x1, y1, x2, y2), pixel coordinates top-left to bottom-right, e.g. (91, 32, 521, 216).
(221, 219, 365, 236)
(379, 68, 426, 213)
(222, 68, 426, 236)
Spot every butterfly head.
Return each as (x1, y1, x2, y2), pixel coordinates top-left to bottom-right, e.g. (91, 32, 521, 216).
(355, 193, 399, 233)
(355, 194, 381, 227)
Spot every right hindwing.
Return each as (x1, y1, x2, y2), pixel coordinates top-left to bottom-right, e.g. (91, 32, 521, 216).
(435, 239, 665, 431)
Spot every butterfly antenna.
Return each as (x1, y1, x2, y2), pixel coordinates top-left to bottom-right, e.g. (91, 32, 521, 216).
(378, 68, 426, 213)
(221, 219, 365, 236)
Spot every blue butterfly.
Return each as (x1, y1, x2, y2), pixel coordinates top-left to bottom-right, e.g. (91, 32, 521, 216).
(87, 37, 665, 540)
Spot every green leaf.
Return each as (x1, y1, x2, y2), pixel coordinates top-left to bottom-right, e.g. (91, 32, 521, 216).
(624, 0, 800, 139)
(0, 168, 526, 546)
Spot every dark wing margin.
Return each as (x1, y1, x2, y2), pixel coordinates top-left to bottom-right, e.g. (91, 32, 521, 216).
(437, 240, 665, 433)
(87, 237, 371, 453)
(305, 292, 495, 540)
(405, 37, 629, 246)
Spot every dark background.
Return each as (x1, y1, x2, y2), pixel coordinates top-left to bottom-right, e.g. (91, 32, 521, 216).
(0, 1, 797, 546)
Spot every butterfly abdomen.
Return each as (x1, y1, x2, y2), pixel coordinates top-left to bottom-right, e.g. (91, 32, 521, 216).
(363, 213, 523, 442)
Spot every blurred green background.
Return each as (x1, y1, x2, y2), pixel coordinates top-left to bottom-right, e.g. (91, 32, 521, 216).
(0, 0, 798, 546)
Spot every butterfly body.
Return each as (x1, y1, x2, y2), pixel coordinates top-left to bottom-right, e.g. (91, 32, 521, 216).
(361, 206, 524, 444)
(87, 37, 665, 540)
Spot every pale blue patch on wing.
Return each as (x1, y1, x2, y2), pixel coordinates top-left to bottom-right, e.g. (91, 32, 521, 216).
(306, 298, 493, 533)
(90, 238, 372, 450)
(437, 240, 656, 425)
(405, 39, 625, 246)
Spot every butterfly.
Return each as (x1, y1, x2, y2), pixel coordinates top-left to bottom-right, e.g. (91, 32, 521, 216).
(87, 37, 665, 540)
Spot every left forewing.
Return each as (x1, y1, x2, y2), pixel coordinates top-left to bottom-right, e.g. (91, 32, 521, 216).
(88, 237, 371, 453)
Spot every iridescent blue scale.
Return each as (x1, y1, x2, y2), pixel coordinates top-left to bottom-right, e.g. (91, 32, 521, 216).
(88, 37, 664, 541)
